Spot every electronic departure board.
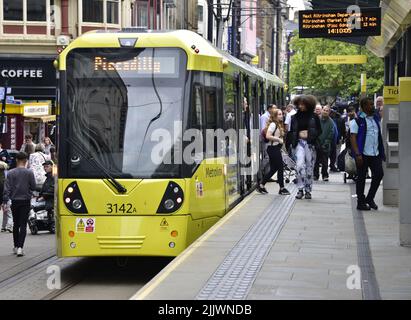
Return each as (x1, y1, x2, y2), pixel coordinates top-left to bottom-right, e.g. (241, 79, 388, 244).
(94, 56, 177, 75)
(299, 7, 381, 38)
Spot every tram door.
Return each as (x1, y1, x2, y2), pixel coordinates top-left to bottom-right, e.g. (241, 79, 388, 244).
(223, 73, 241, 208)
(250, 81, 259, 186)
(237, 74, 252, 194)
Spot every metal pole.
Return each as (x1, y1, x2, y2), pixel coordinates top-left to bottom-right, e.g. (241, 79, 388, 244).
(275, 0, 281, 76)
(230, 0, 237, 56)
(207, 0, 214, 42)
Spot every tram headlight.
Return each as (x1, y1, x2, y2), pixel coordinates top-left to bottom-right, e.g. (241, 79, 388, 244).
(72, 199, 83, 210)
(164, 199, 175, 210)
(156, 181, 184, 214)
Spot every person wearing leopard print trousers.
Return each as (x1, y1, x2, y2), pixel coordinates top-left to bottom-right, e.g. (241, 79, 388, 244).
(289, 95, 322, 199)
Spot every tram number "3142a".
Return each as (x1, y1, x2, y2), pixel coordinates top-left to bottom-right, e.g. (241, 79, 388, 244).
(106, 203, 137, 214)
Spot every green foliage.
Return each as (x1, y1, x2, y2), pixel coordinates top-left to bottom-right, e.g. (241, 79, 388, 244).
(289, 34, 384, 99)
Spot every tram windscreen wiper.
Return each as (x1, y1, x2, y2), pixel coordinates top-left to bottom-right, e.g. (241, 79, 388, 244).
(66, 137, 127, 194)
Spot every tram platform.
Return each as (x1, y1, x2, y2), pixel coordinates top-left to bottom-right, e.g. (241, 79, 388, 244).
(132, 174, 411, 300)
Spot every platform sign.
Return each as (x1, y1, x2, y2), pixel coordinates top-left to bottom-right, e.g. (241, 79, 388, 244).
(384, 86, 399, 105)
(299, 7, 381, 38)
(317, 55, 367, 64)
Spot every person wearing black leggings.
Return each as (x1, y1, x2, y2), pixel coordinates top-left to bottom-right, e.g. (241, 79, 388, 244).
(257, 109, 290, 195)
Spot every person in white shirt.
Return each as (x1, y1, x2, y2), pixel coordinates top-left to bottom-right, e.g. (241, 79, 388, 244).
(257, 109, 290, 196)
(259, 104, 276, 132)
(284, 104, 297, 132)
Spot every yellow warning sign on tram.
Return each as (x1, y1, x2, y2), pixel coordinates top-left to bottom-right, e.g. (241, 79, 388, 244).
(160, 218, 169, 227)
(316, 55, 367, 64)
(76, 218, 85, 232)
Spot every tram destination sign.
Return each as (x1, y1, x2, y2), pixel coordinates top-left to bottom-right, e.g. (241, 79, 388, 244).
(299, 7, 381, 38)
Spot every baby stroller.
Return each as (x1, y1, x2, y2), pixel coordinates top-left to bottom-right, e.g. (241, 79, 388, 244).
(282, 149, 297, 184)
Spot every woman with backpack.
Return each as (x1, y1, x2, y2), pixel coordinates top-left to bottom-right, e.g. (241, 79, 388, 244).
(28, 144, 50, 190)
(257, 109, 290, 196)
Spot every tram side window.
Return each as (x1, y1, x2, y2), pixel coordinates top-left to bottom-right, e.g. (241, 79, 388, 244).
(223, 74, 235, 130)
(191, 85, 203, 129)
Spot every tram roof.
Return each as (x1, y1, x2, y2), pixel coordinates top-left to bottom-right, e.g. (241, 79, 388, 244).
(57, 29, 283, 86)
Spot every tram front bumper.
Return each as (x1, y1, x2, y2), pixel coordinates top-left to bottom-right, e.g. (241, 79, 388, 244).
(57, 215, 189, 257)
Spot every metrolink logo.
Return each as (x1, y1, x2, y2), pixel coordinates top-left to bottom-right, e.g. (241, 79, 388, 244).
(150, 121, 261, 176)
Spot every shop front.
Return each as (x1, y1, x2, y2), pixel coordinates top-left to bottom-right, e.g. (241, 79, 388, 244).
(0, 55, 57, 150)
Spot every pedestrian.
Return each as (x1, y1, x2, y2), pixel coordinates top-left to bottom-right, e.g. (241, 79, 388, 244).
(28, 144, 50, 190)
(49, 146, 58, 164)
(350, 97, 385, 211)
(314, 105, 334, 181)
(284, 104, 297, 132)
(284, 104, 297, 156)
(3, 152, 36, 257)
(43, 137, 55, 155)
(258, 104, 277, 185)
(375, 96, 384, 119)
(257, 109, 290, 195)
(315, 104, 323, 117)
(0, 141, 10, 166)
(20, 134, 36, 153)
(0, 161, 12, 233)
(289, 95, 322, 199)
(38, 160, 55, 231)
(329, 108, 346, 172)
(259, 104, 277, 131)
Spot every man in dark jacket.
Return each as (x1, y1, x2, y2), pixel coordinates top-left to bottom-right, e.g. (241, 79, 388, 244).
(39, 160, 55, 229)
(314, 106, 334, 181)
(329, 108, 346, 172)
(39, 161, 54, 207)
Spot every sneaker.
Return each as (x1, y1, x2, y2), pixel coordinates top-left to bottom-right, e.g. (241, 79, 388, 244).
(17, 248, 24, 257)
(6, 227, 12, 233)
(295, 190, 304, 199)
(305, 192, 312, 199)
(1, 228, 6, 232)
(279, 188, 291, 195)
(256, 185, 268, 194)
(357, 203, 371, 211)
(13, 247, 18, 255)
(366, 199, 378, 210)
(323, 176, 329, 182)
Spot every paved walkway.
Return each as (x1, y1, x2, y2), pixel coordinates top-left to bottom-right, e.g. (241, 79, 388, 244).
(0, 215, 55, 283)
(132, 173, 411, 300)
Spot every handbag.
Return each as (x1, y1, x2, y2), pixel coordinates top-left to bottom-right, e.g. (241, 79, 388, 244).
(344, 151, 357, 175)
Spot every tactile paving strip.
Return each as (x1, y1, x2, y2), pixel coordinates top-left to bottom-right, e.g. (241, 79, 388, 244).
(196, 185, 297, 300)
(350, 184, 381, 300)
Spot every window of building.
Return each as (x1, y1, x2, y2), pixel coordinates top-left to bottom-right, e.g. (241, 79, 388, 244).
(27, 0, 47, 21)
(83, 0, 104, 23)
(82, 0, 119, 24)
(106, 0, 119, 24)
(3, 0, 53, 22)
(197, 5, 203, 23)
(3, 0, 24, 21)
(136, 1, 148, 27)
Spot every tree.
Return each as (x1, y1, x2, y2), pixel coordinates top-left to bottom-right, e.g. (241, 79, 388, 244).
(289, 33, 384, 100)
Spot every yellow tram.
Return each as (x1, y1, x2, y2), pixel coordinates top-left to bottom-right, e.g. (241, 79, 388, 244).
(55, 29, 284, 257)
